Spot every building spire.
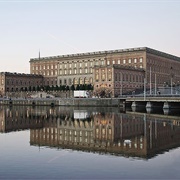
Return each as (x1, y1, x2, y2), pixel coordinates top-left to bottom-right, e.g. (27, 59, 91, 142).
(39, 49, 40, 60)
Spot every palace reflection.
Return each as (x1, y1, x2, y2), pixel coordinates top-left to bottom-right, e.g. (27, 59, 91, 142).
(1, 106, 180, 159)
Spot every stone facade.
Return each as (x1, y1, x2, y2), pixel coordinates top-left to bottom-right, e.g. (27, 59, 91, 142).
(29, 47, 180, 97)
(29, 57, 58, 86)
(94, 65, 145, 97)
(0, 72, 43, 96)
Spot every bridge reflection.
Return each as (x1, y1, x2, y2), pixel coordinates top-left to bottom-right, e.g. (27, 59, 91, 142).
(0, 106, 180, 159)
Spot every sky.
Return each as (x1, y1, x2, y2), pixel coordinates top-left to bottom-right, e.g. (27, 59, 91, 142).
(0, 0, 180, 73)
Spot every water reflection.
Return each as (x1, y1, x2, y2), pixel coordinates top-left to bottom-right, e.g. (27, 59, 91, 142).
(1, 106, 180, 159)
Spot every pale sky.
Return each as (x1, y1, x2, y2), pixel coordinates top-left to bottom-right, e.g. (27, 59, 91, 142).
(0, 0, 180, 73)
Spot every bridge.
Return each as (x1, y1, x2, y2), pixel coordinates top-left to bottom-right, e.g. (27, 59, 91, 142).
(125, 95, 180, 110)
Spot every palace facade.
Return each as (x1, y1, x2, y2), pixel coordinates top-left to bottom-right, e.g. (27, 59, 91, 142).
(30, 47, 180, 97)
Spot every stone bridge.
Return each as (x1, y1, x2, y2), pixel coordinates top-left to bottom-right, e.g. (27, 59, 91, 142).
(126, 96, 180, 109)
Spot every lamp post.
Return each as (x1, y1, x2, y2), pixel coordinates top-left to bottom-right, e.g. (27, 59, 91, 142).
(120, 72, 123, 96)
(170, 66, 173, 95)
(150, 67, 152, 95)
(171, 77, 173, 95)
(155, 73, 157, 96)
(144, 78, 146, 101)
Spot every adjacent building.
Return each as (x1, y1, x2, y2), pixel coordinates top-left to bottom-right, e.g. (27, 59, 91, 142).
(0, 72, 43, 96)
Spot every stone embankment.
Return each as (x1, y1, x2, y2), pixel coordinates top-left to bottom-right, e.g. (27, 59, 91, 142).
(0, 98, 124, 107)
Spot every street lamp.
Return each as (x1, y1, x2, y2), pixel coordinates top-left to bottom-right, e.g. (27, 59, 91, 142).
(120, 72, 123, 96)
(144, 78, 146, 101)
(170, 66, 173, 95)
(150, 66, 152, 95)
(155, 73, 157, 96)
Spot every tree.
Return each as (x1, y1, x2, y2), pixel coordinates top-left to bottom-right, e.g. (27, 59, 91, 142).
(71, 84, 75, 91)
(84, 84, 88, 90)
(62, 85, 66, 91)
(59, 85, 63, 91)
(40, 86, 44, 91)
(45, 85, 50, 92)
(87, 84, 93, 90)
(55, 85, 59, 91)
(29, 86, 32, 91)
(76, 84, 80, 90)
(37, 86, 41, 91)
(66, 85, 70, 91)
(51, 85, 54, 91)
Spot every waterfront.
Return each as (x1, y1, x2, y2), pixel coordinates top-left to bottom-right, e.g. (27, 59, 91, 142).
(1, 106, 180, 179)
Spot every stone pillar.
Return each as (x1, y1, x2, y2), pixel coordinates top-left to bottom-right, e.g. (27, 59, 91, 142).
(163, 102, 170, 109)
(146, 101, 152, 108)
(131, 101, 137, 108)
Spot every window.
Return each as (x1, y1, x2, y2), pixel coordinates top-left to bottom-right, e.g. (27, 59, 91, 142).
(108, 69, 112, 81)
(128, 59, 131, 63)
(107, 60, 110, 65)
(112, 60, 115, 64)
(79, 62, 82, 68)
(123, 59, 126, 64)
(101, 60, 104, 65)
(102, 74, 105, 81)
(96, 74, 99, 81)
(118, 60, 120, 64)
(134, 58, 137, 63)
(90, 68, 93, 73)
(140, 57, 143, 62)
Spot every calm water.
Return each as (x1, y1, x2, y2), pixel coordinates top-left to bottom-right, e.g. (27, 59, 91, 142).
(1, 105, 180, 179)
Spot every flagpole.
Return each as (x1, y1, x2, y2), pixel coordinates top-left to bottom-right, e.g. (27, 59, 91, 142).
(150, 66, 152, 95)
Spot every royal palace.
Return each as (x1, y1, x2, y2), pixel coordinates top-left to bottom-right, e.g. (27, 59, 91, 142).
(1, 47, 180, 97)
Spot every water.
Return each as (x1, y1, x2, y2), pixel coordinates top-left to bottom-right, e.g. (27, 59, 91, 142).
(1, 106, 180, 179)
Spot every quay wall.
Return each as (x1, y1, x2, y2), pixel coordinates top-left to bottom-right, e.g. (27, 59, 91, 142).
(0, 98, 121, 107)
